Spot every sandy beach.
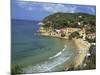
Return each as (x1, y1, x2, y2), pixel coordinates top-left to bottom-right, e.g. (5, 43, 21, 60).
(40, 32, 91, 69)
(73, 38, 91, 68)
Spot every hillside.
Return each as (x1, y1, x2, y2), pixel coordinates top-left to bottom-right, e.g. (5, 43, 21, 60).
(42, 12, 96, 33)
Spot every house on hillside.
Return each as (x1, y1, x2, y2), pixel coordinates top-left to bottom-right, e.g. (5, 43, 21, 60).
(78, 15, 82, 18)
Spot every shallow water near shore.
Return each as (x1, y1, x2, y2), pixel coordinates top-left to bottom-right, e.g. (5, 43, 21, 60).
(11, 19, 77, 73)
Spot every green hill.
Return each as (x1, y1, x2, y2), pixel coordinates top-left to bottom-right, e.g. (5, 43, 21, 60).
(42, 12, 96, 33)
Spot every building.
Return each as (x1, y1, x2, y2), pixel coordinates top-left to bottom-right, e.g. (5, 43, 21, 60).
(55, 29, 61, 34)
(66, 28, 81, 36)
(38, 22, 44, 25)
(86, 33, 96, 40)
(79, 28, 86, 40)
(39, 26, 46, 33)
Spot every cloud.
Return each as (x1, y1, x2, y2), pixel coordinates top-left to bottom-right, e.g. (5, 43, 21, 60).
(42, 3, 76, 13)
(16, 0, 95, 14)
(16, 1, 77, 13)
(16, 1, 37, 11)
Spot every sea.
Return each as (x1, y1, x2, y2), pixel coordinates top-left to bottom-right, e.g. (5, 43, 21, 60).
(11, 19, 77, 73)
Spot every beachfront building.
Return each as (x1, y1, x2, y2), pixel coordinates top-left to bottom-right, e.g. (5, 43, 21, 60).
(39, 26, 46, 33)
(39, 22, 46, 33)
(79, 28, 86, 40)
(54, 28, 66, 37)
(86, 33, 96, 40)
(55, 29, 61, 34)
(54, 27, 86, 39)
(66, 28, 81, 36)
(66, 28, 81, 33)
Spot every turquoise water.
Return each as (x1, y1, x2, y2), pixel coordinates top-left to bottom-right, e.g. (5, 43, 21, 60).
(11, 19, 77, 73)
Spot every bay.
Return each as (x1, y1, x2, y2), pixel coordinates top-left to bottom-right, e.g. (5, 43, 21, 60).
(11, 19, 77, 73)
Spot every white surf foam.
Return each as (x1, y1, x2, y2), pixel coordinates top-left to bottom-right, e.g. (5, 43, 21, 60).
(24, 56, 70, 73)
(23, 45, 72, 73)
(49, 45, 67, 59)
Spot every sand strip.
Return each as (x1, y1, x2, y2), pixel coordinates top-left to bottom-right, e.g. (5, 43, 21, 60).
(73, 38, 91, 68)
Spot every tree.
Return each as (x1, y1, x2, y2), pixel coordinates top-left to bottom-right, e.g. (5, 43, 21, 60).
(69, 31, 80, 39)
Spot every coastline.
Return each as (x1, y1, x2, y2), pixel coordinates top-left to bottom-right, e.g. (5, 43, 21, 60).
(39, 32, 68, 40)
(72, 38, 91, 68)
(39, 32, 91, 70)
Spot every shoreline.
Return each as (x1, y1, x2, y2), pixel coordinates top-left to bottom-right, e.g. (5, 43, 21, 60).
(72, 38, 91, 68)
(39, 32, 91, 70)
(39, 32, 68, 40)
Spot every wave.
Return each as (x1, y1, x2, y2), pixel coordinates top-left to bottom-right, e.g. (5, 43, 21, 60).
(23, 45, 71, 73)
(24, 56, 70, 73)
(49, 45, 67, 59)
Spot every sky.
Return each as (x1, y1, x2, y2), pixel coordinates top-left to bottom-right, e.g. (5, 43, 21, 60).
(12, 0, 96, 21)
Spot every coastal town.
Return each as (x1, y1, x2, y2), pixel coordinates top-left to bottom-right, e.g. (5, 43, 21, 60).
(39, 22, 95, 42)
(39, 13, 96, 70)
(11, 1, 96, 74)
